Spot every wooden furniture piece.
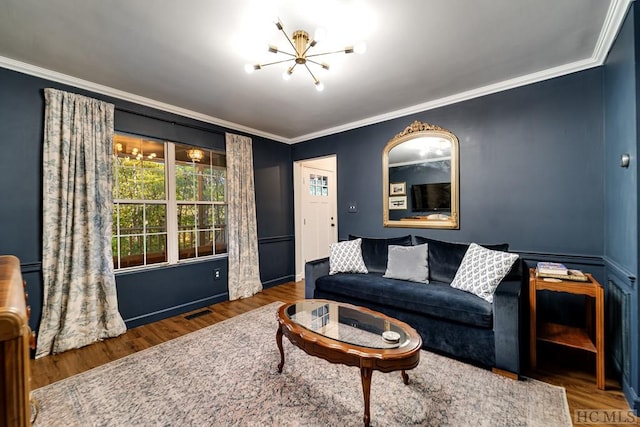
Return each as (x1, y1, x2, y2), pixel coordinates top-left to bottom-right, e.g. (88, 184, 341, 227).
(0, 255, 35, 426)
(276, 299, 422, 427)
(529, 268, 605, 389)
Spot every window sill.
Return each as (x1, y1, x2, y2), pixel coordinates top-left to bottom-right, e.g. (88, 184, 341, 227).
(114, 253, 228, 276)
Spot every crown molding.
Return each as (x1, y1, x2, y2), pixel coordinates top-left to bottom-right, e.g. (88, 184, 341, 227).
(288, 57, 599, 144)
(0, 0, 631, 146)
(592, 0, 634, 63)
(0, 56, 289, 143)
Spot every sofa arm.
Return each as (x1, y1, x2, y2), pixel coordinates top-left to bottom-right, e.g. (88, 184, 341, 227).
(493, 279, 521, 375)
(304, 257, 330, 298)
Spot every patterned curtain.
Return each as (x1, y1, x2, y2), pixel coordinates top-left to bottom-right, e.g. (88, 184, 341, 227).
(37, 88, 126, 358)
(226, 133, 262, 300)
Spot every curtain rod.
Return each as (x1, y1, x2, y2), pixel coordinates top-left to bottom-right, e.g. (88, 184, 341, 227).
(114, 106, 225, 136)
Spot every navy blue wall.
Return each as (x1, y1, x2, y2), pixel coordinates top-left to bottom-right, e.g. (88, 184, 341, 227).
(0, 66, 294, 331)
(292, 67, 608, 353)
(603, 2, 640, 413)
(292, 69, 604, 258)
(253, 137, 295, 287)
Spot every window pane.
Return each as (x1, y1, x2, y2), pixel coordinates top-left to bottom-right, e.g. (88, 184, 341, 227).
(119, 204, 144, 233)
(177, 204, 196, 230)
(115, 162, 142, 199)
(175, 166, 195, 201)
(178, 231, 195, 259)
(146, 234, 167, 264)
(141, 168, 165, 200)
(198, 230, 214, 256)
(112, 207, 119, 234)
(198, 205, 212, 230)
(119, 235, 144, 268)
(202, 175, 214, 201)
(112, 237, 119, 269)
(145, 204, 166, 230)
(215, 229, 227, 254)
(214, 205, 226, 228)
(213, 169, 226, 201)
(211, 152, 226, 168)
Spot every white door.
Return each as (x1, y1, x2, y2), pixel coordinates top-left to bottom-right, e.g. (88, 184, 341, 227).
(300, 165, 337, 266)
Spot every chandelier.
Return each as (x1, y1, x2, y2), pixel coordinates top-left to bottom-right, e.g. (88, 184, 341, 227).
(187, 149, 204, 162)
(244, 19, 366, 91)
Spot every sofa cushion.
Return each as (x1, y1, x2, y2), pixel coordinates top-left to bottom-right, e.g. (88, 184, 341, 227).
(450, 243, 519, 303)
(383, 243, 429, 283)
(348, 235, 413, 274)
(315, 273, 493, 328)
(414, 236, 508, 283)
(329, 239, 368, 275)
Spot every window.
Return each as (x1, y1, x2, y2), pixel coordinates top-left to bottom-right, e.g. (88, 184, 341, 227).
(174, 143, 227, 260)
(112, 134, 227, 270)
(309, 174, 329, 196)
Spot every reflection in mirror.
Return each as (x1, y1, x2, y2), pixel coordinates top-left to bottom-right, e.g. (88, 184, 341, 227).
(383, 121, 459, 229)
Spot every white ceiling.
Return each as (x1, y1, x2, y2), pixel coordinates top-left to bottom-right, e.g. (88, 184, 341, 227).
(0, 0, 631, 143)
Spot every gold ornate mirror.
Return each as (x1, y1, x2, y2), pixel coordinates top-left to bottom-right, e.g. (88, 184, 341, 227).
(383, 121, 459, 229)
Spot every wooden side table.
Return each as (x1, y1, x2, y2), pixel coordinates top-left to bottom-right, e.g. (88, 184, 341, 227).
(529, 268, 605, 390)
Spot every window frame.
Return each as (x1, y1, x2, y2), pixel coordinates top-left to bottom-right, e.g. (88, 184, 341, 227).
(112, 134, 227, 273)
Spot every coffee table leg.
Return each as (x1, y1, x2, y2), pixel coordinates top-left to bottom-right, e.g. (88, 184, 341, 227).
(401, 370, 409, 385)
(361, 367, 372, 427)
(276, 325, 285, 373)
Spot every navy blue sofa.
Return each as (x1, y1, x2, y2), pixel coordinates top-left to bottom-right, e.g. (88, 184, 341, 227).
(304, 235, 522, 377)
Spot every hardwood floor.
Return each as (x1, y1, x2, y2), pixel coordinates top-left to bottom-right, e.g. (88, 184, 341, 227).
(31, 281, 636, 426)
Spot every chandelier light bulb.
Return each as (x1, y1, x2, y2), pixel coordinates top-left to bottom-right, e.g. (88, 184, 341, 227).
(282, 69, 292, 81)
(244, 64, 255, 74)
(315, 81, 325, 92)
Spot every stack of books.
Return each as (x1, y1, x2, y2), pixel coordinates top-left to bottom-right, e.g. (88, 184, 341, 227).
(536, 262, 588, 282)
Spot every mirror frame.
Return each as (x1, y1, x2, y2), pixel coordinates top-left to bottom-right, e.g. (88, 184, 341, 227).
(382, 120, 460, 229)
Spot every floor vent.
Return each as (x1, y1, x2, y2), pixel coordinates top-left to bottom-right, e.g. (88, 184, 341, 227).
(184, 309, 212, 320)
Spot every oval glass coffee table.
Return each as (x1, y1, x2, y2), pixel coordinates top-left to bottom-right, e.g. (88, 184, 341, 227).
(276, 299, 422, 426)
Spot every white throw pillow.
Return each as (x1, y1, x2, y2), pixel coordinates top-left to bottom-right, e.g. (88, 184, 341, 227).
(329, 238, 368, 275)
(383, 244, 429, 283)
(450, 243, 519, 303)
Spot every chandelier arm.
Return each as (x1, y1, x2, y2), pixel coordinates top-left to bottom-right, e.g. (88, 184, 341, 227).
(300, 43, 315, 58)
(303, 63, 320, 83)
(278, 25, 299, 54)
(272, 50, 296, 58)
(306, 49, 350, 58)
(306, 59, 328, 68)
(257, 58, 296, 68)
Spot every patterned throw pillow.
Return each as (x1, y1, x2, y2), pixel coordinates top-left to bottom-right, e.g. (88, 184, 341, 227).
(450, 243, 519, 303)
(329, 238, 368, 275)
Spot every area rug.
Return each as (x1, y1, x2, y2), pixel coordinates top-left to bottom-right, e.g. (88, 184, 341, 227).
(32, 302, 571, 426)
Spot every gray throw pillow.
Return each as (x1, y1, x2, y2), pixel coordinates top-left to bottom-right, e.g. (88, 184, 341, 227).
(383, 243, 429, 283)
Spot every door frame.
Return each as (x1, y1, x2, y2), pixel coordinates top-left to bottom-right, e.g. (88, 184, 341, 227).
(294, 155, 338, 281)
